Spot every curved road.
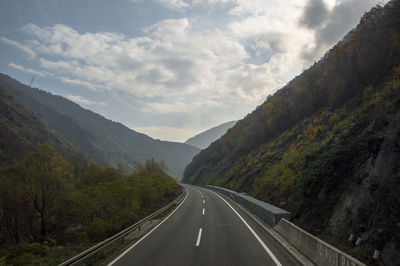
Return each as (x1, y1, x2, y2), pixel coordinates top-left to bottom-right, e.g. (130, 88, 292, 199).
(109, 184, 301, 266)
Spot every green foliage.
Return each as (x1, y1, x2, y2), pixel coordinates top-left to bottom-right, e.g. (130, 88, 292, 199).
(129, 160, 178, 209)
(254, 146, 303, 201)
(299, 134, 362, 221)
(22, 144, 73, 241)
(252, 67, 400, 225)
(0, 146, 180, 264)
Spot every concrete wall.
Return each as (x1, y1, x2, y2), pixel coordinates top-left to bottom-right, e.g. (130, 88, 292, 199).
(205, 185, 239, 201)
(206, 185, 366, 265)
(235, 193, 291, 226)
(274, 219, 367, 266)
(205, 185, 290, 226)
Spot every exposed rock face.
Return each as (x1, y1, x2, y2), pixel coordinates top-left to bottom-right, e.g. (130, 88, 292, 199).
(328, 112, 400, 265)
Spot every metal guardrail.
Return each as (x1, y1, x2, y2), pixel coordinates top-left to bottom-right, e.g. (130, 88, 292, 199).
(59, 187, 186, 266)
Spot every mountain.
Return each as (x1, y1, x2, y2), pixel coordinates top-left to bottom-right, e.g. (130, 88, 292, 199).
(183, 1, 400, 264)
(0, 74, 200, 177)
(0, 87, 78, 165)
(185, 121, 236, 149)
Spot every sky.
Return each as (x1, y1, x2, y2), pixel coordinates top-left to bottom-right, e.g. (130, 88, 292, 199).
(0, 0, 386, 142)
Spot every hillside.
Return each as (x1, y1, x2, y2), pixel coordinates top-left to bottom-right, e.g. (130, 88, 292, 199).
(185, 121, 236, 149)
(0, 109, 181, 264)
(0, 87, 78, 165)
(183, 1, 400, 264)
(0, 74, 200, 177)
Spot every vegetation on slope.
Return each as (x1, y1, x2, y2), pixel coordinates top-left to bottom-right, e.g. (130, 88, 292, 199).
(184, 2, 400, 186)
(253, 70, 400, 220)
(0, 81, 182, 264)
(183, 1, 400, 264)
(0, 74, 200, 177)
(0, 87, 78, 165)
(0, 145, 180, 265)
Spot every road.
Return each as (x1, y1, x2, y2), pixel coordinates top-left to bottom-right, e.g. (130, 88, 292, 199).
(108, 184, 301, 266)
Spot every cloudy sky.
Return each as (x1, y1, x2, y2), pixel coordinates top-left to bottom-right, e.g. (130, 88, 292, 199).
(0, 0, 386, 142)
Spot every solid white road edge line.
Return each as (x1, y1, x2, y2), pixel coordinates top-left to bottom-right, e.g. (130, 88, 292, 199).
(196, 228, 203, 247)
(107, 188, 189, 266)
(207, 190, 283, 266)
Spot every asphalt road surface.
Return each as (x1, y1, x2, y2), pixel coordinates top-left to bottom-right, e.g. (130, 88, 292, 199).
(108, 184, 301, 266)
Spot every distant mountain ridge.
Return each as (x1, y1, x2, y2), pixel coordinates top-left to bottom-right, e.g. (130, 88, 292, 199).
(0, 74, 200, 177)
(185, 121, 236, 149)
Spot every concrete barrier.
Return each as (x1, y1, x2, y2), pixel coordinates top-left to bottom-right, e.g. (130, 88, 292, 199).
(274, 218, 367, 266)
(205, 185, 290, 226)
(205, 185, 365, 265)
(235, 193, 291, 226)
(205, 185, 239, 201)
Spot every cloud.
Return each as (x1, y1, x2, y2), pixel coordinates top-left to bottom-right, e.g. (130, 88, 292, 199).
(65, 94, 106, 106)
(8, 62, 49, 77)
(40, 58, 78, 72)
(61, 77, 105, 91)
(299, 0, 329, 29)
(23, 23, 124, 60)
(156, 0, 189, 10)
(133, 126, 199, 142)
(3, 2, 315, 142)
(229, 0, 300, 17)
(299, 0, 384, 63)
(3, 0, 381, 141)
(190, 0, 234, 10)
(227, 0, 312, 86)
(0, 36, 36, 58)
(143, 100, 221, 114)
(143, 102, 190, 113)
(15, 20, 254, 100)
(130, 0, 234, 11)
(224, 62, 284, 100)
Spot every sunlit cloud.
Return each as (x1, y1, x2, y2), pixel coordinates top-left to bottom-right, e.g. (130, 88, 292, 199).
(133, 126, 199, 142)
(61, 77, 105, 91)
(65, 94, 106, 106)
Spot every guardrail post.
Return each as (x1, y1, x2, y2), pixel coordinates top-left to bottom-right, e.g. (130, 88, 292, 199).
(373, 250, 380, 260)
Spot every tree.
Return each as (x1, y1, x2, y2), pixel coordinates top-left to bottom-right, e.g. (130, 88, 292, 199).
(71, 152, 88, 183)
(0, 165, 27, 244)
(21, 144, 72, 241)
